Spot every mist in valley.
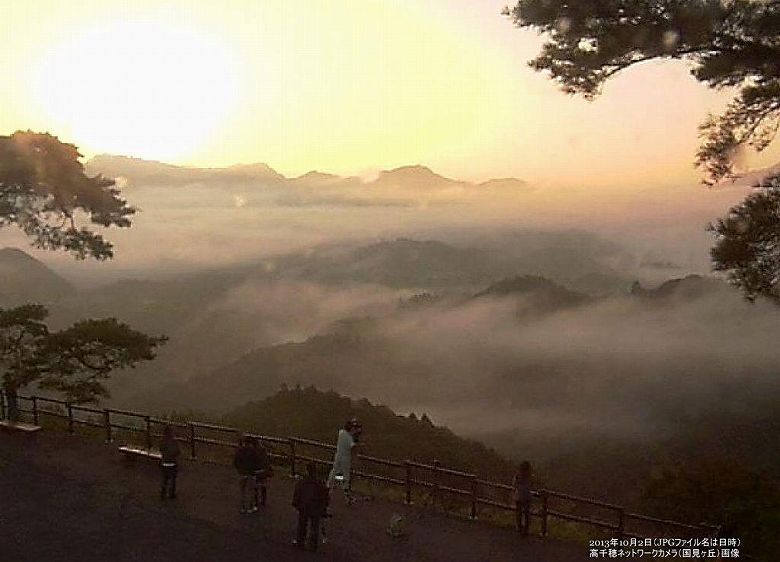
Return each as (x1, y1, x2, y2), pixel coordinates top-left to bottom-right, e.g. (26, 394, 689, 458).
(3, 155, 778, 504)
(6, 2, 780, 557)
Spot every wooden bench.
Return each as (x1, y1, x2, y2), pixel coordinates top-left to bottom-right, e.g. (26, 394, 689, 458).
(118, 445, 162, 462)
(0, 420, 42, 433)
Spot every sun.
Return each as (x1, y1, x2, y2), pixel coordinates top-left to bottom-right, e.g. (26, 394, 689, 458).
(30, 20, 242, 162)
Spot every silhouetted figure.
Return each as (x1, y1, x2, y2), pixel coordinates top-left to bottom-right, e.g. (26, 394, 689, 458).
(234, 436, 260, 513)
(513, 460, 533, 535)
(293, 462, 329, 551)
(418, 459, 446, 518)
(250, 437, 272, 508)
(159, 425, 181, 500)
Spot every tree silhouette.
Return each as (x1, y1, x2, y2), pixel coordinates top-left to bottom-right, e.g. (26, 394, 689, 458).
(0, 304, 165, 422)
(505, 1, 780, 300)
(0, 131, 134, 259)
(504, 0, 780, 186)
(708, 185, 780, 302)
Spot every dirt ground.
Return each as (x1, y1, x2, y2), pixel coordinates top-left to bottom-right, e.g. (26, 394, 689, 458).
(0, 429, 590, 561)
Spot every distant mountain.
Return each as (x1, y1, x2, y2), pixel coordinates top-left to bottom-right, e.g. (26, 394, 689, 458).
(128, 273, 594, 414)
(47, 232, 639, 407)
(474, 275, 590, 312)
(187, 238, 514, 290)
(240, 236, 629, 292)
(85, 155, 284, 186)
(475, 275, 580, 298)
(370, 165, 463, 191)
(224, 385, 518, 481)
(477, 178, 529, 190)
(312, 239, 500, 288)
(84, 155, 531, 200)
(0, 248, 73, 306)
(630, 275, 725, 301)
(288, 170, 345, 186)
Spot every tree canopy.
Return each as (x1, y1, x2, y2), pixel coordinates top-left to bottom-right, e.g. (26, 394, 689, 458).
(504, 0, 780, 186)
(708, 186, 780, 301)
(505, 0, 780, 301)
(0, 131, 134, 259)
(0, 304, 165, 420)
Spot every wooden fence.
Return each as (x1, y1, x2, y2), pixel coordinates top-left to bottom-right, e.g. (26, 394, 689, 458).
(0, 391, 720, 540)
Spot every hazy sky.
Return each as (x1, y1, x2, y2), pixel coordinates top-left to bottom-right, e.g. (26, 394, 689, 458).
(1, 0, 777, 187)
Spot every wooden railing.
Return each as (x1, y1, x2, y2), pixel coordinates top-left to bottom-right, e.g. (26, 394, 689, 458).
(0, 391, 720, 540)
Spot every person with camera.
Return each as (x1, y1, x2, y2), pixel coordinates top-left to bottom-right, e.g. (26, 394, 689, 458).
(327, 418, 362, 505)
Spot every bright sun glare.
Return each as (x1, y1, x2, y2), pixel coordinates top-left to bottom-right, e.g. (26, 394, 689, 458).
(31, 20, 241, 161)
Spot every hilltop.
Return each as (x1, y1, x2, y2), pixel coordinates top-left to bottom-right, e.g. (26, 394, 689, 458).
(223, 385, 519, 481)
(0, 247, 73, 305)
(85, 155, 284, 185)
(630, 274, 725, 301)
(475, 275, 590, 313)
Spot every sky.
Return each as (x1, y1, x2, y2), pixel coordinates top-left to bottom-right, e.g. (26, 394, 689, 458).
(3, 0, 777, 188)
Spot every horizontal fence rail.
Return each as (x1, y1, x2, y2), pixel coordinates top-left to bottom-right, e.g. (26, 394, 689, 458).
(0, 391, 720, 540)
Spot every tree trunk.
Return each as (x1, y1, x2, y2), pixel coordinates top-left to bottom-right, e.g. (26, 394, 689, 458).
(4, 385, 19, 423)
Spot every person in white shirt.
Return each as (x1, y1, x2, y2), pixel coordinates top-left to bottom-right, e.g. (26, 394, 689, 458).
(327, 419, 361, 504)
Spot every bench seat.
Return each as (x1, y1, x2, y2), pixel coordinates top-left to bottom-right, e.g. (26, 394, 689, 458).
(118, 445, 162, 461)
(0, 420, 42, 432)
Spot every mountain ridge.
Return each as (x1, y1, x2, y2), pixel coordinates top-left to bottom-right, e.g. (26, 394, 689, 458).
(0, 247, 74, 305)
(84, 154, 528, 192)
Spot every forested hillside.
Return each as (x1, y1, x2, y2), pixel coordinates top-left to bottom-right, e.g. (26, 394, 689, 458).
(223, 385, 520, 482)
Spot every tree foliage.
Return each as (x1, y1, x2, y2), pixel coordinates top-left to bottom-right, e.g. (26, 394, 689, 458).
(0, 304, 50, 394)
(0, 304, 165, 411)
(504, 0, 780, 186)
(709, 185, 780, 301)
(644, 459, 780, 559)
(505, 1, 780, 301)
(0, 131, 135, 259)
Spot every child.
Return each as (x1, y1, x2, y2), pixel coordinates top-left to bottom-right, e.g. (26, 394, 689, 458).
(512, 461, 533, 536)
(159, 425, 181, 500)
(293, 462, 329, 551)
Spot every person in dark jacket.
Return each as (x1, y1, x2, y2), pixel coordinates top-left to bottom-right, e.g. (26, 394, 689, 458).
(159, 425, 181, 500)
(292, 462, 329, 551)
(234, 436, 260, 513)
(250, 437, 272, 508)
(512, 460, 533, 535)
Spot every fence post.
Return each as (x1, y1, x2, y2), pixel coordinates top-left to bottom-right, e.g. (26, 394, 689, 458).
(104, 409, 112, 442)
(31, 396, 38, 426)
(470, 475, 478, 520)
(145, 416, 152, 450)
(67, 402, 74, 433)
(617, 507, 625, 539)
(541, 490, 549, 538)
(289, 438, 296, 477)
(188, 422, 196, 459)
(405, 461, 412, 504)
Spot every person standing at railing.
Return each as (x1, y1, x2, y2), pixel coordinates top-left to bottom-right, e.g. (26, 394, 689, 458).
(512, 460, 533, 536)
(418, 459, 446, 518)
(234, 436, 259, 513)
(327, 418, 362, 505)
(250, 437, 272, 508)
(159, 425, 181, 500)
